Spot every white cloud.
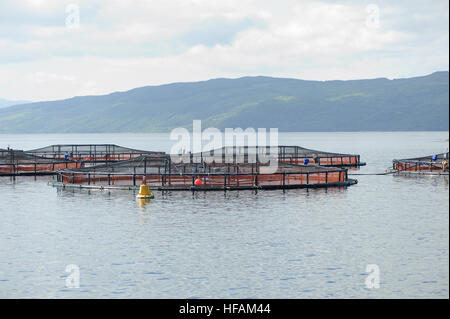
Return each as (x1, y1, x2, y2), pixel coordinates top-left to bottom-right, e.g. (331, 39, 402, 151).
(0, 0, 448, 101)
(26, 72, 77, 84)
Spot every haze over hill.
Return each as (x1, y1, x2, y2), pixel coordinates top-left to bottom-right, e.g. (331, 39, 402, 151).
(0, 98, 31, 109)
(0, 71, 448, 133)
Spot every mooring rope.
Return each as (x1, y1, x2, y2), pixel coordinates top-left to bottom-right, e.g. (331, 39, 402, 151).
(348, 170, 400, 176)
(347, 165, 417, 175)
(348, 166, 447, 176)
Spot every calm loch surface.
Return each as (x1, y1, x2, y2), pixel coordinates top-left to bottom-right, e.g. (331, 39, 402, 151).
(0, 132, 448, 298)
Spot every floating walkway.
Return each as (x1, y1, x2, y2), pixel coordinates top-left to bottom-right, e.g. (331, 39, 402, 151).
(50, 179, 357, 191)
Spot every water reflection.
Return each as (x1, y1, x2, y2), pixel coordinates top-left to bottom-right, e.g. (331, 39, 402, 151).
(136, 198, 152, 224)
(137, 198, 151, 210)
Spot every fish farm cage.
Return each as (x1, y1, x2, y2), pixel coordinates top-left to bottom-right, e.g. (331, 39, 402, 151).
(52, 155, 357, 191)
(0, 149, 83, 176)
(393, 152, 449, 174)
(0, 144, 165, 176)
(186, 145, 365, 167)
(278, 145, 364, 167)
(26, 144, 165, 161)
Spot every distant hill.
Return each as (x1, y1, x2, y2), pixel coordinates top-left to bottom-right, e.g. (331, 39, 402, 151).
(0, 98, 31, 109)
(0, 71, 448, 133)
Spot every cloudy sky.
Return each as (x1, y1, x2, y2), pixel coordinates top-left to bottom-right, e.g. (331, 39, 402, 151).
(0, 0, 448, 101)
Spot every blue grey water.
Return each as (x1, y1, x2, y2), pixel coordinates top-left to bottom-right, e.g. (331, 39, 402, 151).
(0, 132, 448, 298)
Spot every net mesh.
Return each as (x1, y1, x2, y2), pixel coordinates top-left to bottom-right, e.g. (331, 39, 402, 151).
(25, 144, 165, 160)
(0, 149, 83, 173)
(188, 145, 361, 166)
(0, 150, 57, 163)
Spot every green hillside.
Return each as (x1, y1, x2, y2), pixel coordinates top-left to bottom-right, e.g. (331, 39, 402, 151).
(0, 71, 448, 133)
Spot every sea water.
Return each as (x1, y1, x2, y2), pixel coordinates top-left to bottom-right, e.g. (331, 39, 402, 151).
(0, 132, 448, 298)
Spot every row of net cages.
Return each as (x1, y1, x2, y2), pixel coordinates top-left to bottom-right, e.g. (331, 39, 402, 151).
(53, 155, 357, 191)
(25, 144, 165, 161)
(393, 152, 449, 172)
(182, 145, 365, 167)
(1, 144, 165, 175)
(0, 149, 84, 175)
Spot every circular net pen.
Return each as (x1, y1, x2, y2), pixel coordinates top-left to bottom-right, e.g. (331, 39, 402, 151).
(189, 145, 365, 167)
(52, 155, 357, 191)
(393, 152, 449, 174)
(26, 144, 165, 161)
(278, 145, 364, 167)
(0, 149, 83, 176)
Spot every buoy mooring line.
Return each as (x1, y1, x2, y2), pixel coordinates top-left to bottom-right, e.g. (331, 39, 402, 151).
(349, 167, 448, 176)
(348, 170, 399, 176)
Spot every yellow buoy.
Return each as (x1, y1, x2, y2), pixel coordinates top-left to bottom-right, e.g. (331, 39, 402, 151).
(136, 177, 154, 199)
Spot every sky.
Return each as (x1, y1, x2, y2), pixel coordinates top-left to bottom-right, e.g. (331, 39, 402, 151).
(0, 0, 448, 102)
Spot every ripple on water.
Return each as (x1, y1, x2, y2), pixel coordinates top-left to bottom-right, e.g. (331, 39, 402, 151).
(0, 132, 448, 298)
(144, 272, 164, 275)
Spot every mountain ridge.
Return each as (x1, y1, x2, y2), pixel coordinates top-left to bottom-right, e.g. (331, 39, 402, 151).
(0, 71, 448, 133)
